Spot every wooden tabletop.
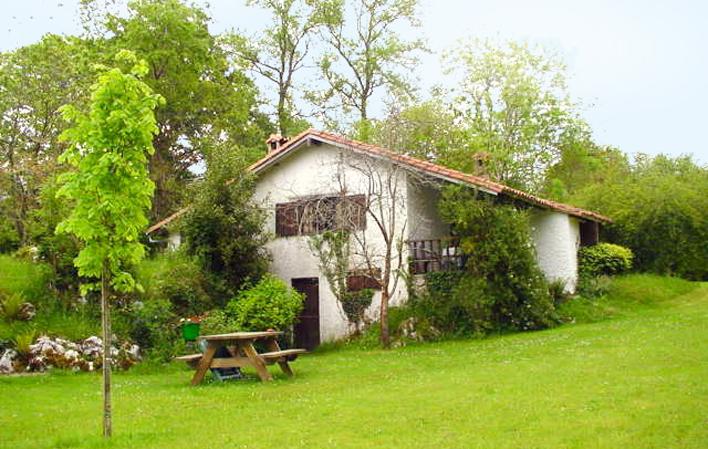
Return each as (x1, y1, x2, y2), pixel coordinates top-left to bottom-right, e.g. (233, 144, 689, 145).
(200, 331, 283, 341)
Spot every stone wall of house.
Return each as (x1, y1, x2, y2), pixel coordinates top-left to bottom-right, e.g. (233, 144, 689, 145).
(529, 209, 581, 292)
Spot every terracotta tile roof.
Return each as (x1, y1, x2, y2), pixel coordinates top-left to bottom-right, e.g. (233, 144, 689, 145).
(249, 129, 611, 224)
(148, 129, 610, 232)
(146, 208, 188, 234)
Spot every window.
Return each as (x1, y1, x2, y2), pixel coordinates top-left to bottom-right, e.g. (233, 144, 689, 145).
(275, 194, 366, 237)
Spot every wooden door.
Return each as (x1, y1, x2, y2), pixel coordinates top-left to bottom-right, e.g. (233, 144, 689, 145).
(292, 277, 320, 350)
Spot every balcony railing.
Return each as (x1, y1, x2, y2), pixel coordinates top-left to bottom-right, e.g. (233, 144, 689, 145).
(408, 238, 466, 275)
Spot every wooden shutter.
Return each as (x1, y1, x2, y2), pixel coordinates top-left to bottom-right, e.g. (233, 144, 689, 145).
(275, 203, 299, 237)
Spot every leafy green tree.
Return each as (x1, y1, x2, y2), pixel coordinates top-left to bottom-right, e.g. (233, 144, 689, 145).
(543, 142, 630, 201)
(97, 0, 269, 219)
(367, 96, 460, 159)
(0, 35, 93, 248)
(228, 0, 323, 136)
(443, 40, 586, 192)
(180, 141, 270, 302)
(309, 0, 425, 132)
(56, 50, 162, 437)
(571, 154, 708, 280)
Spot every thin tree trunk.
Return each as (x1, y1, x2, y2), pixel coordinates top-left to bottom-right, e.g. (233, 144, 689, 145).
(379, 289, 390, 349)
(101, 263, 112, 437)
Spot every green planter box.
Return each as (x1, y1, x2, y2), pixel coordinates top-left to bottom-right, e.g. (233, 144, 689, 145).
(181, 322, 200, 342)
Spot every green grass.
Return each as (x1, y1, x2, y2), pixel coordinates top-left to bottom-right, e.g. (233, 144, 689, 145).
(1, 275, 706, 449)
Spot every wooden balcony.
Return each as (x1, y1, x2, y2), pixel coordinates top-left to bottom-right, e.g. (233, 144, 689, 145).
(407, 238, 466, 275)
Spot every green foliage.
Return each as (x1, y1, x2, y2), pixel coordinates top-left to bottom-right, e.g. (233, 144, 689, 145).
(547, 278, 571, 306)
(310, 0, 425, 127)
(571, 154, 707, 280)
(341, 288, 375, 330)
(28, 177, 82, 293)
(576, 275, 613, 299)
(226, 274, 304, 331)
(199, 309, 236, 336)
(100, 0, 269, 218)
(579, 243, 633, 277)
(443, 39, 588, 192)
(412, 273, 494, 336)
(181, 142, 269, 300)
(0, 291, 26, 322)
(438, 187, 556, 332)
(227, 0, 321, 135)
(136, 252, 214, 317)
(127, 299, 179, 361)
(12, 329, 37, 358)
(0, 255, 51, 302)
(0, 34, 94, 248)
(56, 50, 162, 294)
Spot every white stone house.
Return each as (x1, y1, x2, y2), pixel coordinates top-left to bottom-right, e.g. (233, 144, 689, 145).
(148, 129, 609, 349)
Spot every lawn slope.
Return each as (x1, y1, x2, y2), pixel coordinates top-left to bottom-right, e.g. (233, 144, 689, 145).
(0, 276, 706, 449)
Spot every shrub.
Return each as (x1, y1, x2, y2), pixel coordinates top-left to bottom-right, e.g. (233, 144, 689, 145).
(181, 144, 269, 300)
(579, 243, 633, 277)
(127, 299, 179, 361)
(438, 188, 556, 332)
(199, 309, 235, 335)
(341, 288, 375, 332)
(137, 252, 214, 317)
(226, 274, 304, 331)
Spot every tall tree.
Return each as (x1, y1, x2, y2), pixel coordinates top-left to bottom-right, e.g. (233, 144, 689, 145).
(309, 0, 425, 132)
(443, 39, 586, 192)
(98, 0, 268, 219)
(56, 50, 162, 437)
(0, 35, 93, 248)
(228, 0, 323, 136)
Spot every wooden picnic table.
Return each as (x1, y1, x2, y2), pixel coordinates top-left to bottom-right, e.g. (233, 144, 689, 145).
(175, 331, 306, 385)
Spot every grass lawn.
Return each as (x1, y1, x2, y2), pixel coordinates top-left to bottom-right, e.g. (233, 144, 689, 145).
(1, 275, 706, 449)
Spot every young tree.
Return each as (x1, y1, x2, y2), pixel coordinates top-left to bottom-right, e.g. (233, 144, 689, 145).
(304, 154, 409, 347)
(228, 0, 323, 136)
(56, 50, 162, 437)
(310, 0, 425, 132)
(443, 39, 586, 192)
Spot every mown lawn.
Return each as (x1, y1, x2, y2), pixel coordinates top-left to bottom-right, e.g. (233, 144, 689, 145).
(1, 276, 706, 449)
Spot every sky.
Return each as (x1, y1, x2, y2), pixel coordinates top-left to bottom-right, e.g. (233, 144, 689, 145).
(1, 0, 707, 162)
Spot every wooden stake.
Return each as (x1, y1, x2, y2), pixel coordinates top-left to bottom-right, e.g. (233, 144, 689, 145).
(101, 264, 112, 437)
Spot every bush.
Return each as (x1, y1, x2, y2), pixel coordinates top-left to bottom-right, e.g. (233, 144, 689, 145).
(438, 188, 556, 333)
(126, 299, 179, 361)
(137, 252, 214, 317)
(226, 274, 304, 331)
(579, 243, 633, 277)
(199, 309, 235, 335)
(181, 144, 269, 300)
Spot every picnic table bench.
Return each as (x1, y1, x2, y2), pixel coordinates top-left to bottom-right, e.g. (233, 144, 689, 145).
(175, 331, 306, 385)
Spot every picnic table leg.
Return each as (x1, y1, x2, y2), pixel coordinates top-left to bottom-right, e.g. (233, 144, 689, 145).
(241, 341, 273, 381)
(191, 342, 217, 386)
(265, 338, 294, 377)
